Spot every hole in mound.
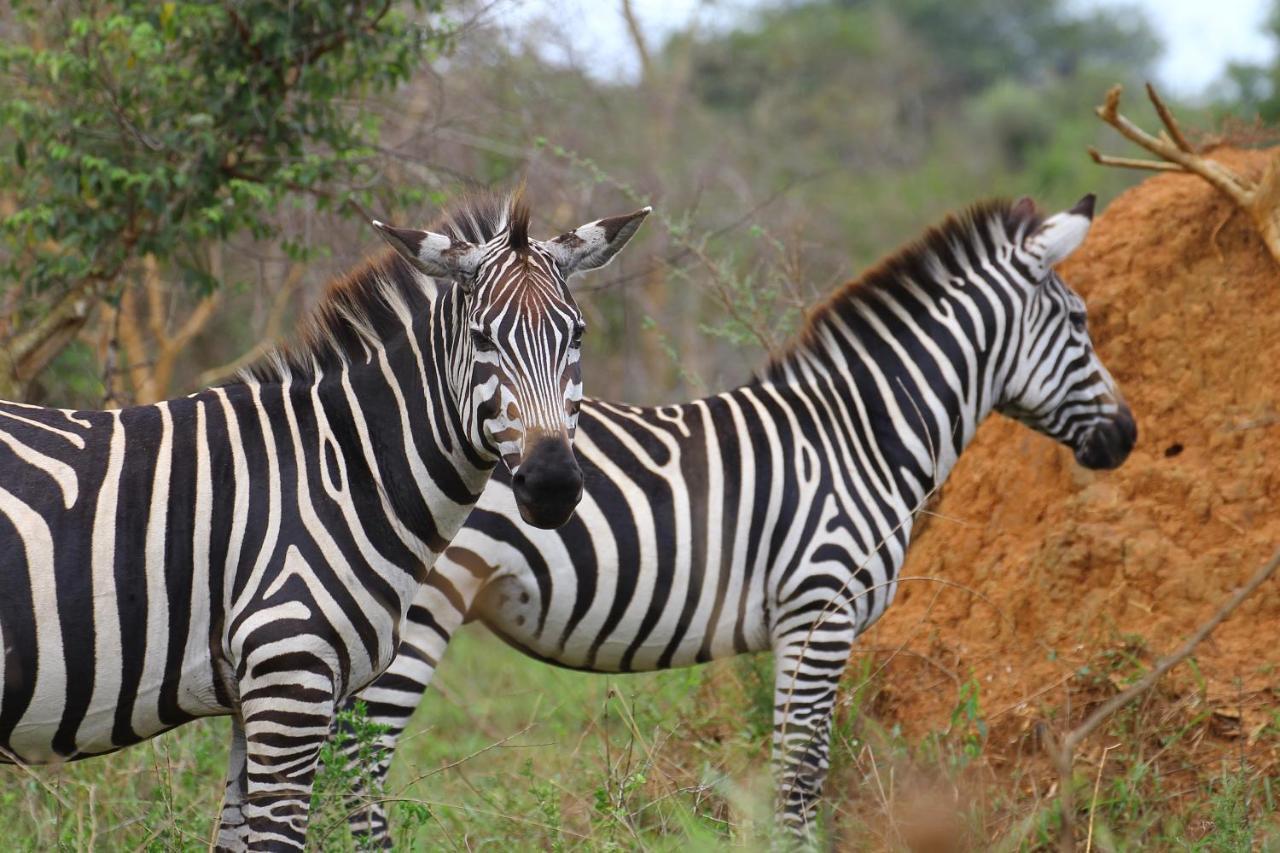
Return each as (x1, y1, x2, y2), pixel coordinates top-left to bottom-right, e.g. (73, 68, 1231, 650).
(1164, 442, 1184, 458)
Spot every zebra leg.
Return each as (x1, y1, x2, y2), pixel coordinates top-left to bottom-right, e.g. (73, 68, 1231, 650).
(337, 648, 443, 848)
(238, 678, 337, 851)
(771, 622, 855, 842)
(341, 570, 470, 848)
(216, 719, 250, 851)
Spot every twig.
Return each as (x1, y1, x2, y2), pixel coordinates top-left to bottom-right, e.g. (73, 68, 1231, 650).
(618, 0, 654, 81)
(1047, 546, 1280, 850)
(1065, 548, 1280, 752)
(0, 746, 75, 811)
(1091, 82, 1280, 267)
(1145, 84, 1194, 153)
(1085, 742, 1119, 852)
(1087, 151, 1181, 172)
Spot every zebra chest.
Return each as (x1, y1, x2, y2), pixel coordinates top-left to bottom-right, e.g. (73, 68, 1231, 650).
(223, 538, 414, 703)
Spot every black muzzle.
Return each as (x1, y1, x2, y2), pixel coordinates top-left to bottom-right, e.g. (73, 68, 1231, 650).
(1074, 405, 1137, 470)
(512, 437, 584, 529)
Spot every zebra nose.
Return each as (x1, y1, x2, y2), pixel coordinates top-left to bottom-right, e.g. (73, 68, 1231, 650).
(512, 437, 583, 529)
(1075, 405, 1137, 470)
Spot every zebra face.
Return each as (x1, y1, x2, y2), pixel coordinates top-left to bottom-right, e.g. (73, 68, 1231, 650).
(464, 241, 587, 529)
(375, 201, 651, 528)
(999, 195, 1136, 471)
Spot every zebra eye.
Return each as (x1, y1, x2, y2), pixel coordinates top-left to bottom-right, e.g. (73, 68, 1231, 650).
(470, 328, 497, 353)
(570, 324, 585, 348)
(1068, 311, 1087, 331)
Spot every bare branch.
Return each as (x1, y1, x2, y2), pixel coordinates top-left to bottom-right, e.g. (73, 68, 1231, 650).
(1047, 547, 1280, 849)
(0, 278, 104, 398)
(8, 281, 97, 367)
(1146, 82, 1194, 153)
(618, 0, 654, 81)
(1066, 547, 1280, 754)
(1091, 83, 1280, 267)
(116, 282, 150, 401)
(1095, 85, 1253, 201)
(1087, 148, 1182, 172)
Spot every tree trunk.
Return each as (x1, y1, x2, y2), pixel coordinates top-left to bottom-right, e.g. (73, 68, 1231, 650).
(0, 280, 98, 402)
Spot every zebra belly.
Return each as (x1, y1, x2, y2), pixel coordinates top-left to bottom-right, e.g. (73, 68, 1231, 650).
(478, 571, 769, 673)
(2, 654, 225, 763)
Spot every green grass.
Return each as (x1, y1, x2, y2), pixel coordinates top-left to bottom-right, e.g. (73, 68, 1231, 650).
(378, 629, 768, 851)
(2, 628, 1278, 850)
(1, 714, 230, 849)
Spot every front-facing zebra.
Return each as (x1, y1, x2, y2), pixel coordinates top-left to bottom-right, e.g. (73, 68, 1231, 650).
(341, 195, 1135, 843)
(0, 193, 650, 850)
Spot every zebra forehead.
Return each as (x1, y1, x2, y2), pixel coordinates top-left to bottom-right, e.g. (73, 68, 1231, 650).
(475, 258, 576, 317)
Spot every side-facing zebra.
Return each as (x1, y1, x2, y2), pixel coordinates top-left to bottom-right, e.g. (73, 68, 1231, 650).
(0, 193, 650, 850)
(341, 195, 1136, 843)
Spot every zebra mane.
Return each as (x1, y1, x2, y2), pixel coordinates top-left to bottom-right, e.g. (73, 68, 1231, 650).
(767, 198, 1044, 377)
(238, 191, 528, 385)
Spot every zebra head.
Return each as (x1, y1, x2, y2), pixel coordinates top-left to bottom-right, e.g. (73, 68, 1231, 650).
(998, 194, 1136, 470)
(375, 198, 651, 528)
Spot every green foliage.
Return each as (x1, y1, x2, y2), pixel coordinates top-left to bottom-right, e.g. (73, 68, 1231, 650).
(948, 677, 989, 764)
(885, 0, 1158, 96)
(1222, 1, 1280, 124)
(310, 700, 393, 849)
(684, 0, 1157, 121)
(522, 758, 566, 853)
(1195, 772, 1256, 852)
(0, 0, 447, 299)
(610, 0, 1161, 398)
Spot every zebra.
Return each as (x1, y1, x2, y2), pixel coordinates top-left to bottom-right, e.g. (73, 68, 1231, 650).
(0, 192, 650, 850)
(337, 194, 1136, 844)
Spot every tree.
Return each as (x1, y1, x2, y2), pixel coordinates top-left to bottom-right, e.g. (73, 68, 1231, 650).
(0, 0, 449, 401)
(1224, 1, 1280, 122)
(685, 0, 1158, 119)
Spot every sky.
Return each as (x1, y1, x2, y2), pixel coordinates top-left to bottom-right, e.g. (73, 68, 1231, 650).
(1107, 0, 1273, 94)
(506, 0, 1276, 98)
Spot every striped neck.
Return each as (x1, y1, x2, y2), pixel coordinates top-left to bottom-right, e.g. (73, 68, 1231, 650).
(300, 289, 495, 564)
(761, 204, 1033, 506)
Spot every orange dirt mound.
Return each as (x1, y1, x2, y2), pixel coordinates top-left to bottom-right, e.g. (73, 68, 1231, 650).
(862, 148, 1280, 757)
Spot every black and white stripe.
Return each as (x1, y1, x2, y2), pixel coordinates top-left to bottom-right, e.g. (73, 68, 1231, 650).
(342, 195, 1136, 842)
(0, 193, 649, 851)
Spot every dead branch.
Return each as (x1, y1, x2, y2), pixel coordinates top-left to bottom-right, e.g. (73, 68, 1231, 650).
(106, 253, 226, 403)
(99, 298, 122, 408)
(618, 0, 654, 82)
(0, 279, 100, 398)
(1047, 546, 1280, 851)
(115, 280, 150, 402)
(1090, 83, 1280, 267)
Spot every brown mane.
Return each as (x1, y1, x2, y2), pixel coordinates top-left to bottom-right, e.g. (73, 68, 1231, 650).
(765, 198, 1043, 378)
(237, 191, 526, 385)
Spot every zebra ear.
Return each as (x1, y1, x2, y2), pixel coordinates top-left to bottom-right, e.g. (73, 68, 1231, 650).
(544, 206, 652, 277)
(372, 220, 484, 288)
(1022, 194, 1095, 280)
